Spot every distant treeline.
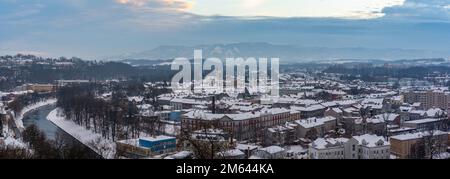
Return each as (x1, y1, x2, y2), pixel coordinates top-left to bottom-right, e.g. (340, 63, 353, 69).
(323, 65, 450, 81)
(0, 58, 175, 90)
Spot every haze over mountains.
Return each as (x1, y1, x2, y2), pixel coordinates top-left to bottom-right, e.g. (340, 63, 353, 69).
(104, 43, 449, 63)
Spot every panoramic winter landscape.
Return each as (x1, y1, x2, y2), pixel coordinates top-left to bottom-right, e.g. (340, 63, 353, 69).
(1, 0, 450, 160)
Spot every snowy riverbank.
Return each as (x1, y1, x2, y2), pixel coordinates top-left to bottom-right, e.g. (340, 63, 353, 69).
(14, 98, 57, 131)
(46, 108, 116, 159)
(0, 136, 27, 148)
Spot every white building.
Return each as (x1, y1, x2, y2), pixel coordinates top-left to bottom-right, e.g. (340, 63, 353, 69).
(309, 134, 390, 159)
(309, 138, 350, 159)
(352, 134, 390, 159)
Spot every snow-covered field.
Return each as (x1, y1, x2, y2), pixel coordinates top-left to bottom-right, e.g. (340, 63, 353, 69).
(46, 108, 116, 159)
(14, 98, 57, 131)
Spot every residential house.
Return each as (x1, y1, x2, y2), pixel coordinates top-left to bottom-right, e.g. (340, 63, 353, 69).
(295, 116, 337, 139)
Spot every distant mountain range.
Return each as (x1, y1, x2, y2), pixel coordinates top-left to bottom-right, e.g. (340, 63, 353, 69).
(103, 42, 449, 63)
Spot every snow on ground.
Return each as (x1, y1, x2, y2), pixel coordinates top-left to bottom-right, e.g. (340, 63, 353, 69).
(47, 108, 116, 159)
(1, 136, 27, 148)
(14, 98, 57, 130)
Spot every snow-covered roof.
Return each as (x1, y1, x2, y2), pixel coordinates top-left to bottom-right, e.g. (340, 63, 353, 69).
(390, 130, 447, 141)
(389, 127, 415, 133)
(171, 98, 207, 105)
(361, 98, 384, 109)
(335, 100, 358, 106)
(236, 144, 259, 151)
(410, 110, 426, 115)
(300, 86, 315, 90)
(311, 138, 349, 149)
(137, 104, 152, 109)
(128, 96, 144, 102)
(158, 96, 173, 101)
(343, 107, 358, 114)
(425, 108, 444, 117)
(352, 134, 389, 147)
(321, 101, 338, 107)
(184, 108, 293, 121)
(1, 90, 33, 96)
(293, 99, 321, 106)
(371, 113, 399, 122)
(249, 155, 262, 159)
(170, 151, 193, 159)
(184, 111, 226, 120)
(140, 135, 176, 142)
(275, 97, 297, 104)
(325, 90, 346, 95)
(404, 118, 443, 124)
(259, 146, 285, 154)
(391, 95, 403, 101)
(219, 149, 245, 157)
(291, 104, 325, 112)
(229, 104, 259, 112)
(330, 107, 343, 113)
(268, 124, 295, 133)
(295, 116, 336, 128)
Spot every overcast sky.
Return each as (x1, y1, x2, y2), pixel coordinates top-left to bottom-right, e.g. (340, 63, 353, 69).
(0, 0, 449, 59)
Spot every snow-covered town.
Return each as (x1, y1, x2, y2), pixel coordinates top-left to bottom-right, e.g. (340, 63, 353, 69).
(2, 0, 450, 162)
(1, 55, 450, 159)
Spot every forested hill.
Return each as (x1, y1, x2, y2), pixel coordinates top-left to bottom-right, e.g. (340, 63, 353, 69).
(0, 54, 174, 90)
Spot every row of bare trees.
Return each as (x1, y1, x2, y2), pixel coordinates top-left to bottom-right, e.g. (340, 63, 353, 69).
(57, 84, 143, 141)
(0, 125, 97, 159)
(56, 82, 170, 142)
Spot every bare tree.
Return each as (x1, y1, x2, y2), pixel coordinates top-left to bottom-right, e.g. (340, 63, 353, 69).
(0, 146, 33, 159)
(422, 128, 445, 159)
(178, 123, 231, 159)
(381, 112, 391, 140)
(87, 137, 113, 159)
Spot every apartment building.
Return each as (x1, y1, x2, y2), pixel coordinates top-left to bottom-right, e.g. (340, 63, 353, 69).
(352, 134, 390, 159)
(181, 108, 301, 141)
(309, 138, 350, 159)
(403, 90, 450, 109)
